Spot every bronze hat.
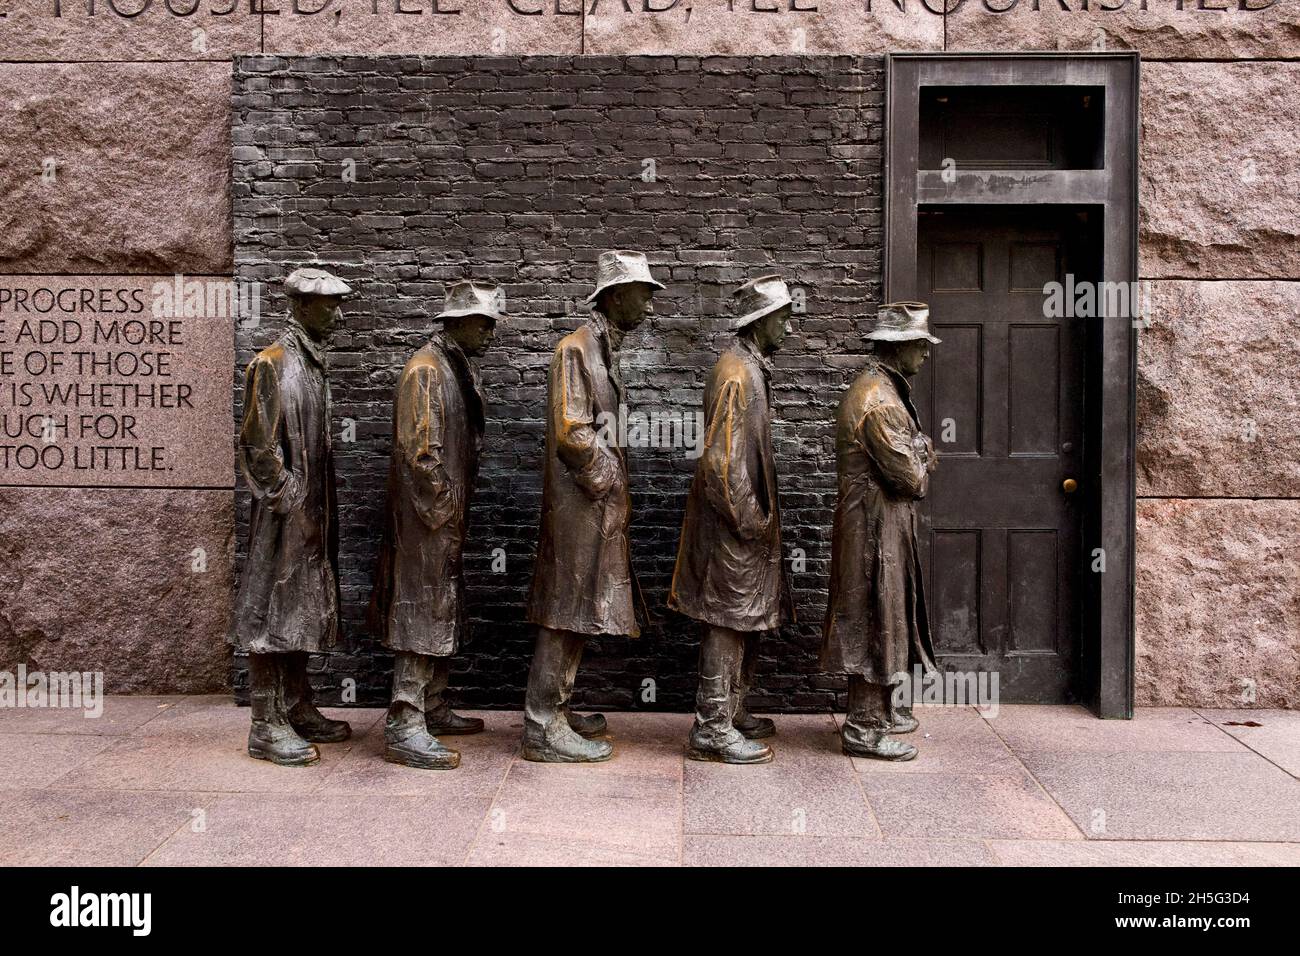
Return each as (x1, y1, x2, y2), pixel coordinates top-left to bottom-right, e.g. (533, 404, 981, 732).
(284, 267, 352, 300)
(586, 250, 666, 304)
(435, 280, 507, 323)
(731, 274, 793, 330)
(867, 301, 941, 344)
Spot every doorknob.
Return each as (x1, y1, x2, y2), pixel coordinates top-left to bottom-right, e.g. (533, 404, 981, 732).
(1062, 478, 1078, 494)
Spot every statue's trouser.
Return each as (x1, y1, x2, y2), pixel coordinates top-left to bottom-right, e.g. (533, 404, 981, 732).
(387, 650, 442, 740)
(841, 675, 892, 747)
(280, 651, 317, 714)
(734, 632, 759, 722)
(248, 652, 290, 729)
(523, 626, 585, 737)
(692, 625, 748, 747)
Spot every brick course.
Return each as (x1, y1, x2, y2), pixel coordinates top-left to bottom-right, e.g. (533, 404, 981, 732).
(232, 54, 884, 710)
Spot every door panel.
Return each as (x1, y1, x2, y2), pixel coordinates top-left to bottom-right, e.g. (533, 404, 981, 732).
(915, 207, 1091, 702)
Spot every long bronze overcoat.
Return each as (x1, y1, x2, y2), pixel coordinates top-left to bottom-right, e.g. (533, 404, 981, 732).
(525, 315, 640, 637)
(369, 334, 485, 657)
(232, 323, 342, 654)
(821, 357, 938, 683)
(669, 339, 790, 632)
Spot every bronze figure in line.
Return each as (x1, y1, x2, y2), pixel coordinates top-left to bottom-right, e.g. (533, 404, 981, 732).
(234, 267, 354, 766)
(521, 250, 663, 762)
(669, 275, 796, 765)
(369, 281, 505, 770)
(821, 301, 941, 761)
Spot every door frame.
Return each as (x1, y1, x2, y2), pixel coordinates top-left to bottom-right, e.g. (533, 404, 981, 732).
(883, 52, 1139, 719)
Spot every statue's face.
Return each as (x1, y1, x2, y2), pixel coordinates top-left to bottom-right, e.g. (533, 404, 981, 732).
(752, 305, 792, 356)
(603, 283, 655, 332)
(895, 339, 931, 376)
(293, 295, 343, 341)
(446, 314, 496, 357)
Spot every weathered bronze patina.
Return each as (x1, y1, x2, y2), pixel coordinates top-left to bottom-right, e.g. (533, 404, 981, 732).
(369, 281, 504, 770)
(822, 301, 941, 762)
(669, 275, 796, 765)
(521, 250, 663, 763)
(233, 267, 354, 766)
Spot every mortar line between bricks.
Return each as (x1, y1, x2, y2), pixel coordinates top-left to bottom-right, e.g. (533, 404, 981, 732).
(1190, 707, 1300, 782)
(976, 706, 1092, 841)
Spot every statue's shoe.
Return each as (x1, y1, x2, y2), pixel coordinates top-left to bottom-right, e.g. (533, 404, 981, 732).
(248, 723, 320, 767)
(384, 731, 460, 770)
(566, 710, 608, 738)
(843, 735, 917, 762)
(889, 710, 920, 735)
(288, 703, 352, 743)
(425, 709, 485, 736)
(522, 723, 613, 763)
(734, 712, 776, 740)
(687, 734, 774, 765)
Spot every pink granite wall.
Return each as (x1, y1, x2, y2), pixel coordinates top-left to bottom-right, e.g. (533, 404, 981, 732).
(0, 1, 1295, 705)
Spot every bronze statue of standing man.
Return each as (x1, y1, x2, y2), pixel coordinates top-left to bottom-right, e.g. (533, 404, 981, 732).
(522, 250, 663, 762)
(369, 281, 505, 770)
(822, 302, 941, 761)
(669, 276, 795, 764)
(233, 267, 354, 766)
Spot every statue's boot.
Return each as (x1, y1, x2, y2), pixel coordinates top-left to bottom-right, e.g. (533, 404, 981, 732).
(889, 705, 920, 735)
(687, 627, 773, 765)
(564, 707, 608, 739)
(384, 652, 459, 769)
(522, 628, 612, 763)
(733, 637, 775, 739)
(283, 651, 352, 743)
(247, 653, 320, 767)
(424, 658, 484, 736)
(842, 676, 916, 761)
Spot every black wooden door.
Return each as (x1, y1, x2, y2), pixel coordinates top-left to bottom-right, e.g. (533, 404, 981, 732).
(913, 207, 1091, 702)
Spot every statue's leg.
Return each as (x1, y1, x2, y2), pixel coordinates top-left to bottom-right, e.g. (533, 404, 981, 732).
(731, 633, 776, 740)
(687, 626, 773, 765)
(283, 651, 351, 743)
(423, 657, 484, 736)
(384, 651, 460, 770)
(560, 632, 607, 738)
(521, 627, 612, 763)
(841, 676, 916, 761)
(247, 652, 319, 766)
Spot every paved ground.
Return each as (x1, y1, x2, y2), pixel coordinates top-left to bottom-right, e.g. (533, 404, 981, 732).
(1, 698, 1297, 866)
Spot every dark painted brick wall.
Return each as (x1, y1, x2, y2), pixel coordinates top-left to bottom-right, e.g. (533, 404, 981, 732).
(232, 54, 884, 711)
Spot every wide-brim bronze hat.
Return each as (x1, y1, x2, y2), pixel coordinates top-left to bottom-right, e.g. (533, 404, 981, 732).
(284, 267, 353, 299)
(585, 250, 666, 304)
(732, 274, 793, 330)
(867, 301, 941, 344)
(435, 279, 508, 323)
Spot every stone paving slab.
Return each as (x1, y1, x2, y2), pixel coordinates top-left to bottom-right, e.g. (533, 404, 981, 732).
(0, 788, 197, 866)
(982, 705, 1247, 755)
(144, 793, 490, 867)
(1020, 751, 1300, 843)
(1196, 709, 1300, 780)
(0, 696, 180, 737)
(1, 698, 1296, 866)
(859, 770, 1083, 842)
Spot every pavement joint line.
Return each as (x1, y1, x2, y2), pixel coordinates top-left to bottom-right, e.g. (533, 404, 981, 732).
(1191, 706, 1300, 782)
(460, 739, 524, 866)
(975, 706, 1092, 842)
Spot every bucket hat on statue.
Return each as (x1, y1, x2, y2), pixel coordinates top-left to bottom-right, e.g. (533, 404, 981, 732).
(435, 280, 508, 323)
(731, 275, 793, 330)
(867, 301, 941, 344)
(585, 250, 665, 304)
(284, 267, 353, 300)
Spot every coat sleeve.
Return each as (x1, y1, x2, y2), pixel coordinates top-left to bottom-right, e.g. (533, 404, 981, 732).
(554, 342, 620, 500)
(859, 401, 930, 499)
(239, 356, 303, 515)
(700, 378, 768, 540)
(397, 363, 457, 531)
